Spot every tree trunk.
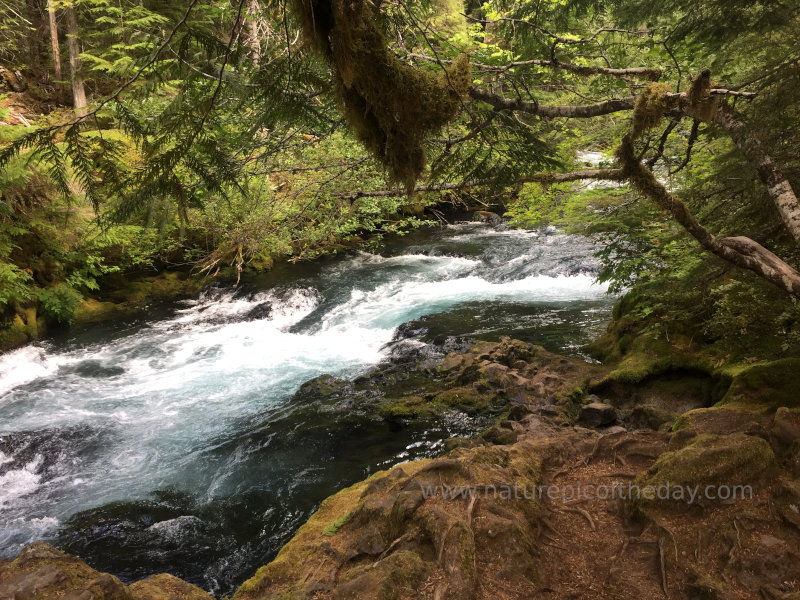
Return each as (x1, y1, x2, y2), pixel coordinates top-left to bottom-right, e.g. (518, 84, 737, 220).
(244, 0, 263, 64)
(27, 0, 44, 72)
(616, 135, 800, 299)
(46, 0, 64, 103)
(712, 103, 800, 246)
(64, 2, 87, 114)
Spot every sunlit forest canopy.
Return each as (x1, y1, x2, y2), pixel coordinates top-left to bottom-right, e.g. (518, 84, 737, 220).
(0, 0, 799, 357)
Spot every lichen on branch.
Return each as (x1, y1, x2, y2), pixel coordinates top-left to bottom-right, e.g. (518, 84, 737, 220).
(291, 0, 470, 190)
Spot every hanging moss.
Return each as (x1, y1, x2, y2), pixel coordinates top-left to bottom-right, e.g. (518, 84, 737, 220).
(631, 82, 673, 138)
(291, 0, 471, 191)
(687, 69, 718, 123)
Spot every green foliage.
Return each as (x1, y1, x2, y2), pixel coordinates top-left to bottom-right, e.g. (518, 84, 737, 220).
(0, 262, 33, 308)
(38, 282, 83, 324)
(1, 0, 799, 367)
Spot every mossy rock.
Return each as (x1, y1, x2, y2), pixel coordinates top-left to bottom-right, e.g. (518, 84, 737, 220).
(323, 511, 352, 536)
(333, 550, 429, 600)
(596, 329, 712, 387)
(671, 407, 762, 436)
(432, 386, 499, 415)
(633, 433, 776, 509)
(0, 542, 213, 600)
(718, 359, 800, 410)
(379, 395, 437, 420)
(380, 387, 504, 421)
(0, 319, 33, 351)
(628, 405, 679, 431)
(0, 306, 40, 351)
(99, 270, 204, 305)
(128, 573, 214, 599)
(294, 374, 349, 400)
(233, 460, 433, 600)
(73, 298, 125, 325)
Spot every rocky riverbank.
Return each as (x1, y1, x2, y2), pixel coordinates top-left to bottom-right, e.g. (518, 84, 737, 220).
(2, 335, 799, 599)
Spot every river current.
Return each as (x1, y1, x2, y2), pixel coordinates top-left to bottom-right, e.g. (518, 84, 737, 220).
(0, 222, 613, 596)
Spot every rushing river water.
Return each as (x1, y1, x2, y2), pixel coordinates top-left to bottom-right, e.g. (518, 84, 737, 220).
(0, 223, 613, 596)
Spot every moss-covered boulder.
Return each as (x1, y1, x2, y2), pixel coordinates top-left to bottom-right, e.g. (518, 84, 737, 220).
(633, 433, 776, 509)
(0, 306, 41, 351)
(128, 574, 213, 600)
(719, 359, 800, 410)
(671, 406, 765, 436)
(0, 542, 212, 600)
(234, 435, 551, 600)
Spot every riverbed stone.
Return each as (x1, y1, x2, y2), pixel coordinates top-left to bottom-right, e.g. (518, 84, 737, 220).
(771, 407, 800, 448)
(0, 543, 212, 600)
(579, 401, 617, 427)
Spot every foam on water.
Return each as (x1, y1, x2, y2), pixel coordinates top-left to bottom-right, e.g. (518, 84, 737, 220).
(0, 455, 43, 508)
(0, 346, 61, 397)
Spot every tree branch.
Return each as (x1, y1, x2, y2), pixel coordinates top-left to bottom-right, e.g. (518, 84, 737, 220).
(407, 53, 661, 80)
(709, 103, 800, 244)
(617, 135, 800, 298)
(468, 87, 635, 118)
(333, 169, 624, 200)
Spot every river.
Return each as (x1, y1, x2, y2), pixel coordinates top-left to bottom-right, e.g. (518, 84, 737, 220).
(0, 222, 613, 596)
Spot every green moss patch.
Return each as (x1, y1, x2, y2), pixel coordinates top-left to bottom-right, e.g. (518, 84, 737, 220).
(323, 511, 352, 536)
(633, 433, 776, 509)
(718, 359, 800, 410)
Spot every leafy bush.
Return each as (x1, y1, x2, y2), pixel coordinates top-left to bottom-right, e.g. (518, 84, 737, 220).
(38, 283, 83, 325)
(0, 262, 34, 309)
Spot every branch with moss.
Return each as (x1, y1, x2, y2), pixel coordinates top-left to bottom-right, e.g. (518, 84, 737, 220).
(468, 87, 635, 118)
(332, 169, 624, 200)
(616, 135, 800, 298)
(407, 53, 662, 80)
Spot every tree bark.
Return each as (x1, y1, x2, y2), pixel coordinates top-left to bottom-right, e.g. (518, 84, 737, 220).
(334, 169, 625, 200)
(46, 0, 64, 103)
(468, 87, 635, 118)
(244, 0, 263, 64)
(711, 103, 800, 245)
(64, 2, 87, 114)
(616, 135, 800, 298)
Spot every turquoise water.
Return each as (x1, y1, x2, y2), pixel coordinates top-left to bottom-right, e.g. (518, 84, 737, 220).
(0, 223, 613, 596)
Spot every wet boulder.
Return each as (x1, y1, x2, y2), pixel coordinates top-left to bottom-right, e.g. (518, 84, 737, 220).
(0, 542, 213, 600)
